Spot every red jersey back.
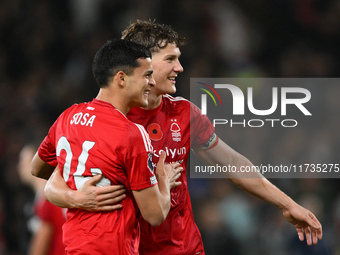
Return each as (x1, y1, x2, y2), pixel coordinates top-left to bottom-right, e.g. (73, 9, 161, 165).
(127, 95, 217, 255)
(38, 99, 157, 255)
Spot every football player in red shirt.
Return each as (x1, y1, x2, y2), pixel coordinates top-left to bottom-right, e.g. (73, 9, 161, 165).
(41, 21, 322, 254)
(31, 197, 66, 255)
(31, 39, 182, 255)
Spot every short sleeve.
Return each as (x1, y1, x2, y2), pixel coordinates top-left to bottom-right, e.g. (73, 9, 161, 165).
(38, 121, 58, 167)
(125, 124, 158, 191)
(190, 102, 218, 149)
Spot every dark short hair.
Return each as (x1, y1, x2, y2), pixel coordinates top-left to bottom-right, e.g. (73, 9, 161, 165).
(121, 20, 186, 53)
(92, 39, 151, 88)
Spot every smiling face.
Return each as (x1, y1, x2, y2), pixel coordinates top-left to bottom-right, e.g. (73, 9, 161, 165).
(125, 57, 155, 108)
(150, 43, 183, 97)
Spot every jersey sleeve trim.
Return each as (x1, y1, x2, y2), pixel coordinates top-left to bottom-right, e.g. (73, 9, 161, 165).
(130, 176, 158, 191)
(134, 123, 153, 152)
(195, 133, 219, 151)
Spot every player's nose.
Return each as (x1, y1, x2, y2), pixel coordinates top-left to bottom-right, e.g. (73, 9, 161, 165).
(148, 76, 156, 87)
(174, 59, 184, 73)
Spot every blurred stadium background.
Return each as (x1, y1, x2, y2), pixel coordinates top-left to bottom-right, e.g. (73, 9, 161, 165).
(1, 0, 339, 254)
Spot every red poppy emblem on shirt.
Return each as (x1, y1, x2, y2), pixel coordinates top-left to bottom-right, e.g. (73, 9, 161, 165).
(147, 123, 163, 141)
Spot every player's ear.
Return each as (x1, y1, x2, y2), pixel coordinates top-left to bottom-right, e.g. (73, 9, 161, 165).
(116, 71, 127, 87)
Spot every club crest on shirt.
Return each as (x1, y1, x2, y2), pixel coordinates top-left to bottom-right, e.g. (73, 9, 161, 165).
(170, 119, 181, 142)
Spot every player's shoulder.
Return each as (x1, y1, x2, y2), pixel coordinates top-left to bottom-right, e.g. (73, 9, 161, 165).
(127, 121, 153, 151)
(58, 102, 92, 119)
(56, 103, 81, 119)
(163, 94, 189, 102)
(62, 102, 88, 113)
(163, 95, 202, 112)
(127, 121, 148, 137)
(163, 94, 192, 108)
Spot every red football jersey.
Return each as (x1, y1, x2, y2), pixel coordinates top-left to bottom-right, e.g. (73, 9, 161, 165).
(34, 195, 66, 255)
(127, 95, 218, 255)
(38, 99, 157, 255)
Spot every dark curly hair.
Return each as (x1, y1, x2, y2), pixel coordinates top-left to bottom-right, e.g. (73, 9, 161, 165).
(92, 39, 151, 88)
(121, 20, 186, 52)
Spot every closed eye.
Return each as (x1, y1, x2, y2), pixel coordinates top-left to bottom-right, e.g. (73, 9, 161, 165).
(165, 54, 180, 62)
(145, 70, 153, 78)
(167, 57, 176, 62)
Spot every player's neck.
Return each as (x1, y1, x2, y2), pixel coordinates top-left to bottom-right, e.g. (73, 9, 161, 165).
(96, 89, 130, 115)
(143, 93, 162, 110)
(144, 93, 162, 110)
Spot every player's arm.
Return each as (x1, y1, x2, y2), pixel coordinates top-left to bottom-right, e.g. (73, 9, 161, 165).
(132, 151, 181, 227)
(193, 139, 322, 245)
(44, 167, 127, 211)
(44, 162, 181, 212)
(31, 151, 56, 180)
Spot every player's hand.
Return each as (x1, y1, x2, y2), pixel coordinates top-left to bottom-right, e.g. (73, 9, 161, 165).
(155, 151, 182, 189)
(167, 163, 183, 189)
(75, 175, 126, 212)
(281, 202, 322, 245)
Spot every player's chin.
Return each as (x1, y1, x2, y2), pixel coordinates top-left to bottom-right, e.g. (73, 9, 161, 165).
(141, 97, 149, 107)
(133, 97, 148, 108)
(167, 84, 177, 95)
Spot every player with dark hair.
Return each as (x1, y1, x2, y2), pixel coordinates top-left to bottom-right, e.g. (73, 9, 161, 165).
(42, 21, 322, 255)
(31, 39, 182, 254)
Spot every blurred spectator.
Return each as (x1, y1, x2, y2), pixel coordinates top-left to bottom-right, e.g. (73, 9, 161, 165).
(29, 195, 66, 255)
(17, 145, 66, 255)
(17, 145, 45, 254)
(288, 194, 332, 255)
(196, 198, 241, 255)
